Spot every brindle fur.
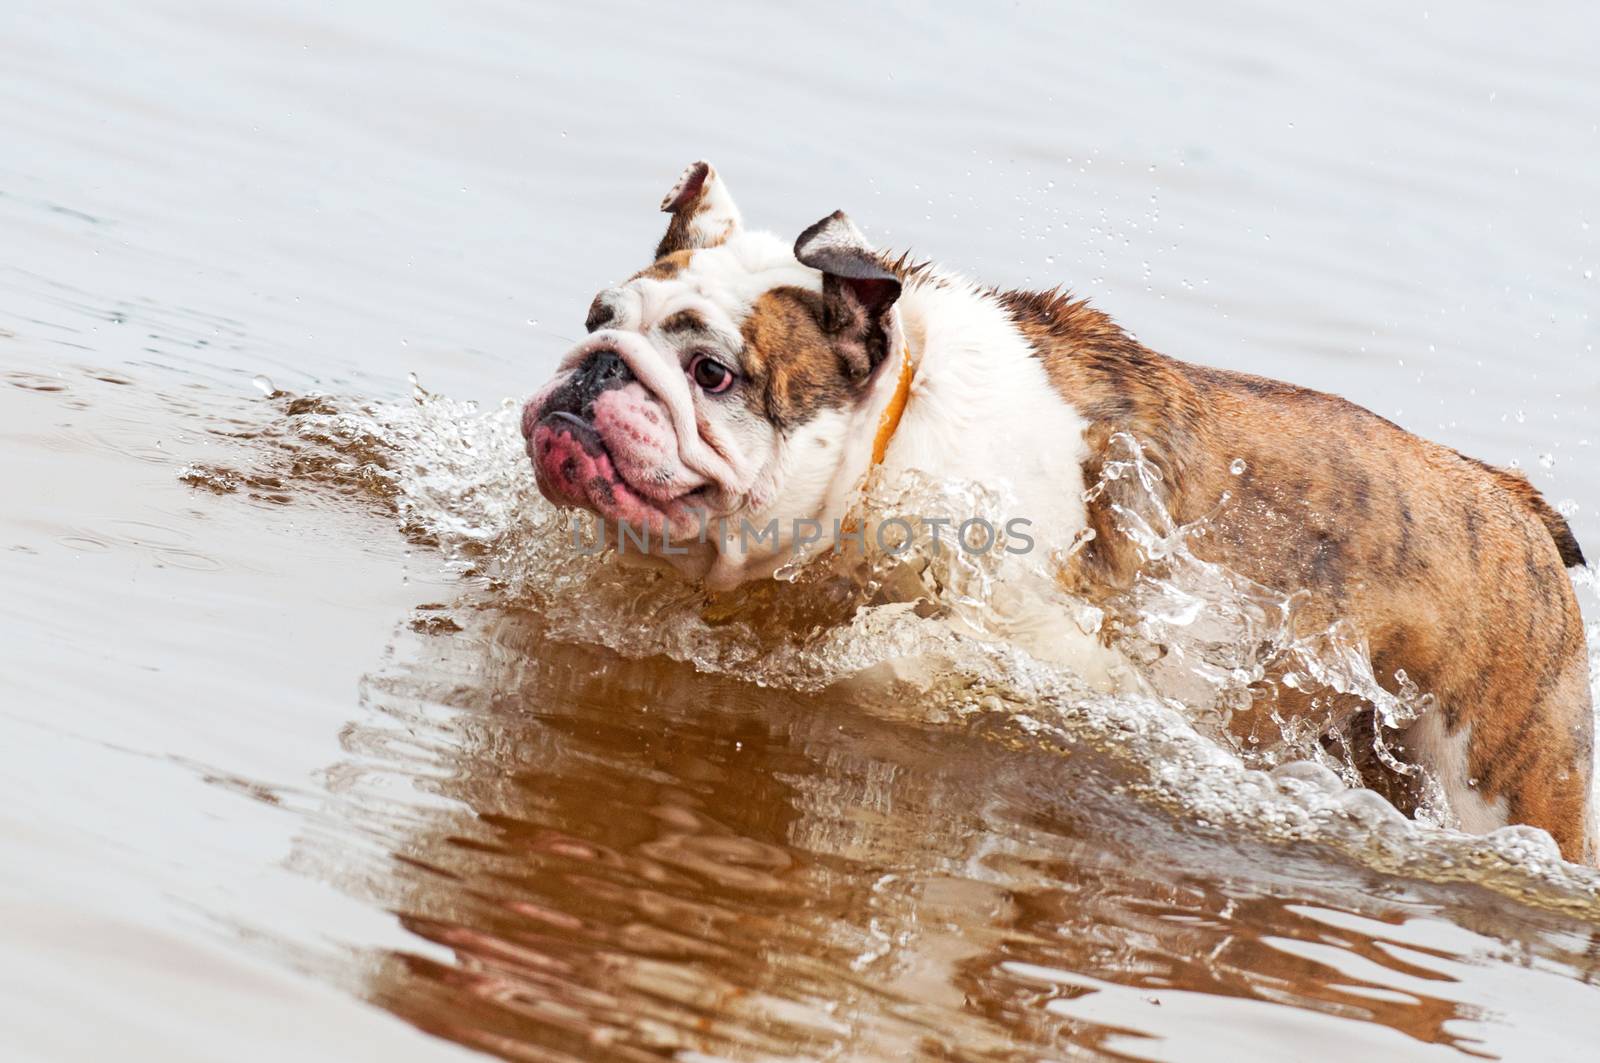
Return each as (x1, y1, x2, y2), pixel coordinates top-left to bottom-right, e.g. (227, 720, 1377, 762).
(995, 287, 1593, 861)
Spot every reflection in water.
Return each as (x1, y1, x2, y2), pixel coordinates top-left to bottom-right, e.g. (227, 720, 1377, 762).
(318, 604, 1600, 1060)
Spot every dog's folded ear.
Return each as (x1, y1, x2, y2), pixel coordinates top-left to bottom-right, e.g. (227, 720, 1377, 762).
(656, 160, 744, 259)
(794, 211, 903, 380)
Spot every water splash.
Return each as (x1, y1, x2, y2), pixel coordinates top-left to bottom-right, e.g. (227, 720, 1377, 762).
(1084, 434, 1442, 808)
(221, 382, 1600, 911)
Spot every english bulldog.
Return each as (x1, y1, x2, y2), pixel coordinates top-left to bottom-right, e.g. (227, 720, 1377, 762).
(521, 160, 1594, 863)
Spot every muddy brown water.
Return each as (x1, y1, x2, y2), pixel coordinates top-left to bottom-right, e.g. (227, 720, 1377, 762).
(4, 2, 1600, 1061)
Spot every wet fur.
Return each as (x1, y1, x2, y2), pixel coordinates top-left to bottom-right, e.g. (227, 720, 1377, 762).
(997, 287, 1594, 862)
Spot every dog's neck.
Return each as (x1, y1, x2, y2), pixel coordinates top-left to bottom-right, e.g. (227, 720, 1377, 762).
(812, 277, 1101, 556)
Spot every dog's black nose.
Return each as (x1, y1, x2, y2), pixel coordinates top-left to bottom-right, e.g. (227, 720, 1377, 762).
(573, 349, 633, 394)
(533, 348, 637, 424)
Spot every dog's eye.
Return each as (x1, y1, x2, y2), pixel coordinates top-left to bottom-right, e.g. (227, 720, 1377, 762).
(688, 353, 736, 395)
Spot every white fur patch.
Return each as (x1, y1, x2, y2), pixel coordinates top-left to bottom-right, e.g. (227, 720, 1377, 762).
(888, 280, 1093, 550)
(1406, 713, 1510, 833)
(609, 233, 821, 338)
(706, 406, 852, 589)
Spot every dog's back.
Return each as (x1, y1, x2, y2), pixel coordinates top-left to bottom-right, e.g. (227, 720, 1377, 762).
(1203, 368, 1591, 859)
(1015, 293, 1593, 861)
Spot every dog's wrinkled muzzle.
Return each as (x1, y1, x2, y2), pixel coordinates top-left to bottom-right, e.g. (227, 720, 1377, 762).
(522, 338, 722, 537)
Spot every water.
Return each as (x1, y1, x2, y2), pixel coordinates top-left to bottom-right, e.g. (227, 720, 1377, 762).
(4, 1, 1600, 1060)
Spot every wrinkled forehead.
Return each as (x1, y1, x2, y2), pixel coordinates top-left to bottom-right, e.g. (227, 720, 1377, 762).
(590, 231, 821, 339)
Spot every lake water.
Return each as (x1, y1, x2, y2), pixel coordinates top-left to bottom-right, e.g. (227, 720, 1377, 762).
(4, 1, 1600, 1060)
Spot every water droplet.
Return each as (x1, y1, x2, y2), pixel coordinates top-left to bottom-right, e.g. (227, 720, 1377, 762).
(250, 374, 275, 396)
(1229, 458, 1247, 476)
(1538, 452, 1556, 469)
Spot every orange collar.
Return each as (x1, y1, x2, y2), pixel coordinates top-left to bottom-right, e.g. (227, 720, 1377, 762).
(870, 342, 915, 466)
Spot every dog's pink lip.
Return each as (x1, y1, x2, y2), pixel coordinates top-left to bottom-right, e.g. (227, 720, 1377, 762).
(528, 410, 705, 533)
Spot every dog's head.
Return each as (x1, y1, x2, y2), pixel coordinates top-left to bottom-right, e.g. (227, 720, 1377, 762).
(522, 161, 909, 588)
